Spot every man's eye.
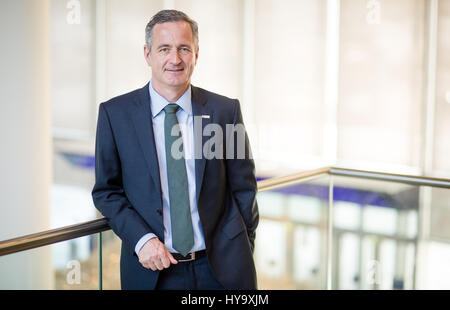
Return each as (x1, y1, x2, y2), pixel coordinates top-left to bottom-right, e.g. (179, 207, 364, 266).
(179, 47, 190, 53)
(160, 48, 169, 53)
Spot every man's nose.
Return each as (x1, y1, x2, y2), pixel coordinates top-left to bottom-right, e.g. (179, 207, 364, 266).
(168, 50, 182, 64)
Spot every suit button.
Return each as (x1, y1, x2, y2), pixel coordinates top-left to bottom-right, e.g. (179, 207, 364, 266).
(156, 209, 163, 216)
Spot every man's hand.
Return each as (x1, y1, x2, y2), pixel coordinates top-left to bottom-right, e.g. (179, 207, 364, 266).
(138, 238, 178, 271)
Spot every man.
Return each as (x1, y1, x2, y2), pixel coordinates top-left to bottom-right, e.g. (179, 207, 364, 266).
(92, 10, 259, 290)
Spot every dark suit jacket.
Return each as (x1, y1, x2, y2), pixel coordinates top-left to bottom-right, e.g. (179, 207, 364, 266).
(92, 83, 259, 290)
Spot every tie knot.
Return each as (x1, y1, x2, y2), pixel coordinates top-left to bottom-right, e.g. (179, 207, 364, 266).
(164, 103, 179, 115)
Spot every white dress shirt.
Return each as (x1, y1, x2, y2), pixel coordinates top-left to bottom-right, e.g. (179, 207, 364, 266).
(134, 80, 206, 255)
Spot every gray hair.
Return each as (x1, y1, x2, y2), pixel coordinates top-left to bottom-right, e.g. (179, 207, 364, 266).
(145, 10, 199, 50)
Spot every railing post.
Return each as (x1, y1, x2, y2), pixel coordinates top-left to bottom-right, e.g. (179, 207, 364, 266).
(98, 232, 103, 290)
(326, 175, 334, 290)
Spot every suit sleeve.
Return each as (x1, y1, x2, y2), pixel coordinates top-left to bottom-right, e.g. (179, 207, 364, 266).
(225, 99, 259, 252)
(92, 103, 152, 254)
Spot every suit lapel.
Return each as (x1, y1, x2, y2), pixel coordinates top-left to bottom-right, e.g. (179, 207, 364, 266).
(191, 86, 212, 202)
(131, 83, 162, 200)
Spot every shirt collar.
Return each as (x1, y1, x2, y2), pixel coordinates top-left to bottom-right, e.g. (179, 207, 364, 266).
(148, 80, 192, 118)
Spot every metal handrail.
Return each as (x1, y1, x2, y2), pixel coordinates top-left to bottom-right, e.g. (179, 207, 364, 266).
(0, 218, 109, 256)
(1, 166, 449, 257)
(257, 166, 330, 191)
(329, 167, 450, 189)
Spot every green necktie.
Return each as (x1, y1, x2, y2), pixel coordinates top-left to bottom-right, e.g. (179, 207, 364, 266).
(164, 103, 194, 256)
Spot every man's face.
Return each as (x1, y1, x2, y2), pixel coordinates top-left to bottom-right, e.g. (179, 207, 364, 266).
(144, 21, 198, 92)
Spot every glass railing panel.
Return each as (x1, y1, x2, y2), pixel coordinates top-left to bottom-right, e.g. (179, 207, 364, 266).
(330, 175, 420, 290)
(99, 229, 121, 289)
(0, 234, 101, 289)
(429, 186, 450, 240)
(255, 174, 331, 289)
(416, 186, 450, 289)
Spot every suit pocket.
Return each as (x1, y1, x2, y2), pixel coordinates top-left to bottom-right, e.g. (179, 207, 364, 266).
(222, 215, 245, 240)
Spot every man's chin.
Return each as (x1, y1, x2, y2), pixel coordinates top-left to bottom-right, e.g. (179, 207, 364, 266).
(164, 79, 190, 88)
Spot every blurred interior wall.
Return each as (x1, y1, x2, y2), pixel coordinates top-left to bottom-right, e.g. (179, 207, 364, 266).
(338, 0, 425, 171)
(0, 0, 53, 288)
(51, 0, 450, 178)
(434, 0, 450, 173)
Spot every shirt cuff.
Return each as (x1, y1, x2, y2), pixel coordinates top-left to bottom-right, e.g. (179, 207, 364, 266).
(135, 233, 157, 255)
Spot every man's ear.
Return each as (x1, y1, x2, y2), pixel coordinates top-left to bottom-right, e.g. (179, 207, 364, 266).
(144, 45, 152, 67)
(194, 46, 199, 65)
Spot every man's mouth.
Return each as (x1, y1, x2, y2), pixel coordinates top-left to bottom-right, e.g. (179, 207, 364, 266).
(166, 68, 184, 72)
